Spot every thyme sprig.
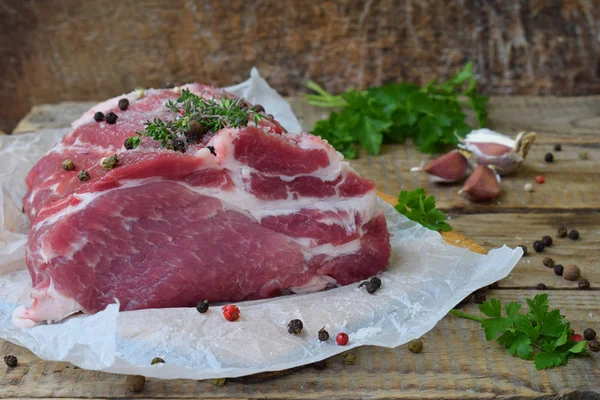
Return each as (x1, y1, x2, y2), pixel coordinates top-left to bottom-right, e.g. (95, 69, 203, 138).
(126, 89, 265, 149)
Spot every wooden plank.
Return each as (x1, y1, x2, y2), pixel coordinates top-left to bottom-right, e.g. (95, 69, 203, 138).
(2, 290, 598, 399)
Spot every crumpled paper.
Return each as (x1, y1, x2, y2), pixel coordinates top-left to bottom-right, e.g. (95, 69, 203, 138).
(0, 69, 522, 380)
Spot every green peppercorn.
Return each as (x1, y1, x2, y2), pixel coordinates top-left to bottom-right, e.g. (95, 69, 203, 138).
(589, 340, 600, 352)
(557, 226, 567, 238)
(196, 300, 209, 313)
(118, 98, 129, 111)
(287, 319, 303, 334)
(151, 357, 165, 365)
(408, 339, 423, 353)
(318, 327, 329, 341)
(214, 378, 227, 386)
(584, 328, 596, 341)
(101, 154, 119, 171)
(342, 352, 357, 365)
(105, 112, 118, 125)
(78, 170, 90, 182)
(4, 355, 17, 368)
(543, 257, 555, 268)
(62, 159, 75, 171)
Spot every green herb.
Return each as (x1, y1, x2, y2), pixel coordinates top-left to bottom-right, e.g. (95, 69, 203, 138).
(127, 89, 265, 149)
(395, 188, 451, 232)
(449, 294, 588, 370)
(306, 62, 488, 158)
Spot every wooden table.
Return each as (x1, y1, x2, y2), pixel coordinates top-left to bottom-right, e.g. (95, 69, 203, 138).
(2, 97, 599, 399)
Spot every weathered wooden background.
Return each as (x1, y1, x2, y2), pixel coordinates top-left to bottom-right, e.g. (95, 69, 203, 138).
(1, 0, 600, 133)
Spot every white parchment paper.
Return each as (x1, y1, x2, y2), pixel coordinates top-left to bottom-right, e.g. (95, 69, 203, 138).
(0, 70, 522, 379)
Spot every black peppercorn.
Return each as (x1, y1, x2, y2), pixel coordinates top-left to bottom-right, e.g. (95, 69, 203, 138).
(105, 112, 118, 125)
(186, 134, 199, 144)
(287, 319, 303, 334)
(554, 144, 562, 152)
(151, 357, 165, 365)
(252, 104, 265, 113)
(196, 300, 209, 313)
(518, 245, 528, 256)
(453, 295, 472, 309)
(78, 170, 90, 182)
(118, 98, 130, 111)
(584, 328, 596, 341)
(361, 276, 382, 294)
(473, 291, 486, 304)
(536, 283, 547, 290)
(185, 121, 209, 138)
(578, 279, 590, 290)
(93, 111, 104, 122)
(173, 139, 185, 153)
(4, 355, 17, 368)
(554, 264, 564, 276)
(542, 236, 553, 247)
(557, 226, 568, 238)
(589, 340, 600, 352)
(165, 82, 175, 89)
(533, 241, 545, 253)
(544, 153, 554, 162)
(318, 327, 329, 341)
(543, 257, 555, 268)
(207, 146, 217, 156)
(568, 230, 579, 240)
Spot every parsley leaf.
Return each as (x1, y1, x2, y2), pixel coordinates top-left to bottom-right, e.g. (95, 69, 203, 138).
(449, 294, 589, 370)
(395, 188, 451, 232)
(307, 63, 488, 157)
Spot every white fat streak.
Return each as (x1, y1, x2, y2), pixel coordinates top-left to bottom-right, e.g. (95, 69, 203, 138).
(289, 275, 337, 294)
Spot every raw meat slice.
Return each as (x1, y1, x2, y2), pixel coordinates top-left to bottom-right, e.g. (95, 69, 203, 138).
(14, 85, 391, 327)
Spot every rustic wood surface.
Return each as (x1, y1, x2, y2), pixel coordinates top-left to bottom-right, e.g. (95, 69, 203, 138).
(2, 0, 600, 133)
(2, 96, 600, 399)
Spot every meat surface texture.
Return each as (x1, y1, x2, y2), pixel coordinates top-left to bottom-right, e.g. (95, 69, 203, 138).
(14, 84, 391, 327)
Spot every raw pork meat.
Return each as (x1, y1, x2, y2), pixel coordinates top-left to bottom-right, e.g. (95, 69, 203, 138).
(14, 84, 391, 327)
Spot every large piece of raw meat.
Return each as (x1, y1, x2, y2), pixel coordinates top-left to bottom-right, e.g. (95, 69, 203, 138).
(14, 84, 391, 327)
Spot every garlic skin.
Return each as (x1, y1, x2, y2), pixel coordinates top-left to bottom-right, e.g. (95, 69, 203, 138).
(459, 164, 502, 202)
(410, 150, 469, 183)
(458, 129, 536, 175)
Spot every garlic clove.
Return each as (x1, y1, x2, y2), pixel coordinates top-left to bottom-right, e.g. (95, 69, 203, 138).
(410, 150, 469, 183)
(458, 129, 536, 175)
(458, 165, 502, 202)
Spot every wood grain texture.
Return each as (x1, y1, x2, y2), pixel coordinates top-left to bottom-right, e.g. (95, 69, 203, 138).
(2, 0, 600, 132)
(2, 290, 599, 399)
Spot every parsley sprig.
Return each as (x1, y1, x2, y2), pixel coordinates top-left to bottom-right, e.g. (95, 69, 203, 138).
(450, 294, 588, 370)
(127, 89, 265, 149)
(395, 188, 451, 232)
(306, 62, 488, 158)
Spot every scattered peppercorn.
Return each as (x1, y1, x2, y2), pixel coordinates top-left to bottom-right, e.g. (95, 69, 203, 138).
(101, 154, 119, 170)
(542, 235, 553, 247)
(336, 332, 349, 346)
(554, 264, 564, 276)
(563, 264, 581, 281)
(312, 360, 327, 370)
(589, 340, 600, 352)
(408, 339, 423, 353)
(105, 112, 118, 124)
(172, 139, 185, 152)
(579, 151, 589, 160)
(570, 333, 583, 343)
(214, 378, 227, 387)
(578, 279, 590, 290)
(252, 104, 265, 113)
(544, 153, 554, 162)
(536, 175, 545, 184)
(318, 327, 330, 342)
(287, 319, 303, 334)
(124, 137, 136, 150)
(118, 98, 129, 111)
(62, 159, 75, 171)
(542, 257, 555, 268)
(207, 146, 217, 156)
(533, 240, 545, 253)
(196, 300, 209, 314)
(151, 357, 165, 365)
(554, 144, 562, 151)
(536, 283, 547, 290)
(568, 230, 579, 240)
(453, 295, 472, 309)
(584, 328, 597, 341)
(125, 375, 145, 392)
(557, 226, 568, 238)
(222, 304, 240, 321)
(342, 352, 357, 365)
(135, 88, 145, 99)
(524, 182, 533, 192)
(186, 134, 199, 144)
(78, 170, 90, 182)
(93, 111, 104, 122)
(473, 291, 486, 304)
(360, 276, 382, 294)
(3, 355, 17, 368)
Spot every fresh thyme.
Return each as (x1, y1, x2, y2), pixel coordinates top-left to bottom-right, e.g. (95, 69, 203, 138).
(126, 89, 265, 150)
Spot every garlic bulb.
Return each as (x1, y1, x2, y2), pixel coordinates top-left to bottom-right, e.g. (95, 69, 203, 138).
(458, 164, 502, 202)
(458, 129, 536, 175)
(410, 150, 470, 183)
